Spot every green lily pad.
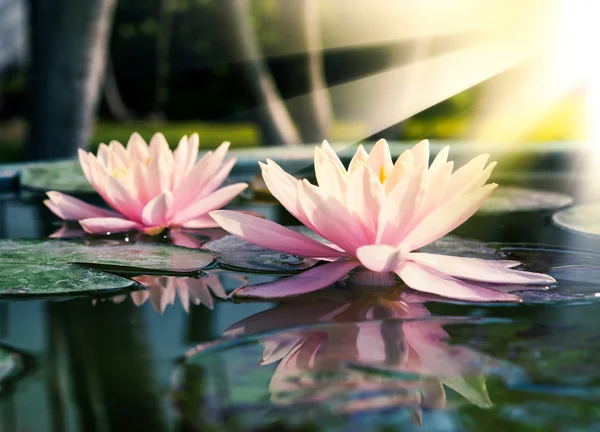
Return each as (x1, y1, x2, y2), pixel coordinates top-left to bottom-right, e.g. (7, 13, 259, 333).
(478, 187, 572, 214)
(552, 204, 600, 236)
(204, 235, 316, 273)
(20, 160, 93, 193)
(0, 240, 215, 297)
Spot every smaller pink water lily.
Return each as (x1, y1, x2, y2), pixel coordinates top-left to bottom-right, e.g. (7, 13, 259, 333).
(210, 139, 555, 302)
(45, 132, 248, 235)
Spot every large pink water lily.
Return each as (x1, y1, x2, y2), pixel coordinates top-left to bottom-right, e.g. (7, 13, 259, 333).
(210, 139, 555, 302)
(45, 132, 248, 235)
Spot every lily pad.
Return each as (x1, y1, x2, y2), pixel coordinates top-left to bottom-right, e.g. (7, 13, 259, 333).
(0, 262, 134, 296)
(0, 240, 215, 297)
(204, 235, 315, 273)
(552, 204, 600, 236)
(478, 187, 572, 214)
(20, 160, 93, 193)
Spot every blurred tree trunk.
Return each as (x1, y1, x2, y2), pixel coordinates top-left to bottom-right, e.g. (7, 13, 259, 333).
(24, 0, 117, 160)
(287, 0, 333, 143)
(219, 0, 300, 146)
(152, 0, 176, 119)
(103, 57, 134, 122)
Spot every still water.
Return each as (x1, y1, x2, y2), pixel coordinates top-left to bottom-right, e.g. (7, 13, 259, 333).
(2, 156, 600, 431)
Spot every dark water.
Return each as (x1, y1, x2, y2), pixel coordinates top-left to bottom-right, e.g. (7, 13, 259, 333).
(2, 166, 600, 431)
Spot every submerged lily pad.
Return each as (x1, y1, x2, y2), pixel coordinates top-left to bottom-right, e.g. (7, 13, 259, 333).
(0, 240, 214, 296)
(478, 187, 572, 214)
(204, 235, 316, 273)
(20, 160, 93, 193)
(552, 204, 600, 236)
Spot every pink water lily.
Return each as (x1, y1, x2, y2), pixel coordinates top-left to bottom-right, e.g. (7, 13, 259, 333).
(45, 132, 248, 235)
(210, 139, 555, 302)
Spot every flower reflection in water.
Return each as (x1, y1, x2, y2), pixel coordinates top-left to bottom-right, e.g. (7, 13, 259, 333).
(112, 272, 246, 314)
(184, 278, 509, 427)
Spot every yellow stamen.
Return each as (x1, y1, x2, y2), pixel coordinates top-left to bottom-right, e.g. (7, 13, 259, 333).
(113, 167, 128, 180)
(145, 226, 166, 236)
(379, 166, 387, 183)
(145, 156, 152, 166)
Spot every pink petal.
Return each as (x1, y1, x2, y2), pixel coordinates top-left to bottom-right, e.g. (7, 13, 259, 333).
(356, 244, 408, 273)
(411, 139, 430, 168)
(102, 175, 144, 222)
(396, 261, 520, 302)
(297, 180, 368, 254)
(145, 155, 170, 197)
(385, 149, 414, 194)
(126, 132, 150, 162)
(346, 164, 385, 241)
(314, 147, 348, 203)
(79, 217, 141, 234)
(408, 253, 555, 284)
(171, 135, 190, 190)
(260, 160, 304, 222)
(209, 210, 346, 258)
(367, 139, 393, 176)
(348, 145, 369, 171)
(171, 183, 247, 225)
(173, 150, 214, 210)
(428, 146, 449, 173)
(320, 140, 346, 172)
(442, 154, 490, 201)
(197, 157, 237, 197)
(185, 133, 200, 173)
(45, 191, 119, 221)
(418, 161, 453, 217)
(180, 215, 221, 229)
(376, 165, 427, 245)
(191, 142, 231, 193)
(149, 132, 172, 167)
(402, 184, 497, 251)
(142, 191, 173, 227)
(130, 162, 150, 205)
(233, 260, 360, 299)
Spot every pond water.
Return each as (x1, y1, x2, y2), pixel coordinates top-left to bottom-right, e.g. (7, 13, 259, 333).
(2, 152, 600, 431)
